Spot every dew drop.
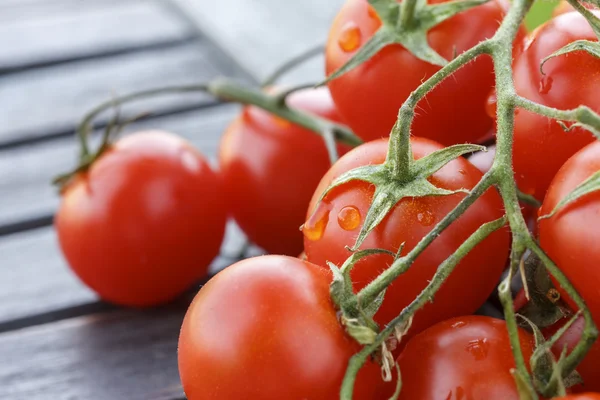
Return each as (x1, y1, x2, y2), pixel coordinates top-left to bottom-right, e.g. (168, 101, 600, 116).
(485, 93, 497, 118)
(302, 202, 332, 241)
(367, 5, 379, 19)
(465, 338, 489, 361)
(417, 210, 436, 226)
(338, 22, 362, 53)
(337, 206, 361, 231)
(539, 76, 554, 95)
(451, 321, 467, 329)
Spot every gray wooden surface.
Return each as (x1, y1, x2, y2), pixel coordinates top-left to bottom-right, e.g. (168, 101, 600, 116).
(0, 1, 332, 398)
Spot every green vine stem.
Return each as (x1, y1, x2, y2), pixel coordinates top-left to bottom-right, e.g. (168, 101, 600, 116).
(340, 216, 508, 400)
(334, 0, 600, 397)
(60, 80, 363, 186)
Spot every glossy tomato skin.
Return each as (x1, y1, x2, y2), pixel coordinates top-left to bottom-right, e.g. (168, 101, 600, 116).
(56, 131, 226, 306)
(219, 87, 347, 256)
(397, 316, 535, 400)
(178, 255, 393, 400)
(304, 138, 510, 337)
(539, 142, 600, 391)
(510, 12, 600, 202)
(545, 316, 600, 393)
(326, 0, 519, 145)
(539, 142, 600, 323)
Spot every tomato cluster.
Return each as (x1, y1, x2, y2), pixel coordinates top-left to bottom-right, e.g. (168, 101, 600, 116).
(54, 1, 600, 399)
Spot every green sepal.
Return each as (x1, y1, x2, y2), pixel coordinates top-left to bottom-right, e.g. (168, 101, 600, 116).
(352, 179, 467, 251)
(342, 316, 379, 345)
(541, 40, 600, 75)
(539, 171, 600, 220)
(411, 144, 486, 178)
(557, 119, 600, 141)
(323, 0, 491, 84)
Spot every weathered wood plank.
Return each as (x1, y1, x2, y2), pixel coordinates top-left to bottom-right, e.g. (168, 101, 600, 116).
(0, 105, 239, 228)
(171, 0, 344, 81)
(0, 41, 249, 145)
(0, 306, 187, 400)
(0, 0, 195, 74)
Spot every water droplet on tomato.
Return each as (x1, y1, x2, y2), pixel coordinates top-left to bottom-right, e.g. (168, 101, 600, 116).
(539, 76, 554, 95)
(302, 202, 331, 241)
(417, 210, 435, 226)
(338, 22, 361, 53)
(337, 206, 361, 231)
(485, 92, 497, 118)
(465, 338, 489, 361)
(367, 5, 379, 19)
(451, 321, 467, 329)
(458, 169, 466, 176)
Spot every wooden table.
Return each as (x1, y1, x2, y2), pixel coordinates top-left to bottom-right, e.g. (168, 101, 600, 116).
(0, 1, 344, 399)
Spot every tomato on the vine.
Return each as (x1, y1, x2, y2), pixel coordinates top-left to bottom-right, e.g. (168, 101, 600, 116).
(539, 141, 600, 385)
(56, 131, 226, 306)
(545, 315, 600, 393)
(326, 0, 520, 145)
(397, 316, 535, 400)
(219, 87, 348, 256)
(503, 11, 600, 201)
(178, 255, 393, 399)
(303, 138, 510, 337)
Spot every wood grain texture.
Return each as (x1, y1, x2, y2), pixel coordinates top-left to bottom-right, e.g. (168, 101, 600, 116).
(0, 306, 188, 400)
(171, 0, 344, 82)
(0, 105, 239, 228)
(0, 0, 194, 74)
(0, 40, 249, 146)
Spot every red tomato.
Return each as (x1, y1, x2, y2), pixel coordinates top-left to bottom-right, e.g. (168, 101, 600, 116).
(326, 0, 519, 145)
(303, 138, 509, 338)
(56, 131, 226, 306)
(539, 141, 600, 390)
(539, 142, 600, 324)
(219, 87, 347, 256)
(509, 12, 600, 202)
(397, 316, 535, 400)
(545, 316, 600, 393)
(178, 255, 394, 399)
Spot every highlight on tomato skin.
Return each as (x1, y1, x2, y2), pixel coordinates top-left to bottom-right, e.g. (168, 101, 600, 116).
(303, 138, 510, 342)
(396, 316, 535, 400)
(177, 255, 395, 400)
(218, 87, 348, 256)
(508, 11, 600, 202)
(55, 131, 227, 307)
(325, 0, 524, 145)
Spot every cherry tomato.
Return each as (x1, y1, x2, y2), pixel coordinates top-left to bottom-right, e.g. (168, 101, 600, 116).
(397, 316, 535, 400)
(545, 315, 600, 393)
(56, 131, 226, 306)
(539, 141, 600, 390)
(539, 142, 600, 322)
(507, 11, 600, 202)
(326, 0, 520, 145)
(178, 255, 393, 399)
(303, 138, 509, 338)
(219, 87, 348, 256)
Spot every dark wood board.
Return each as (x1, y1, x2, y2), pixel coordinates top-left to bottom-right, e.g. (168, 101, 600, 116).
(0, 0, 195, 74)
(0, 306, 188, 400)
(0, 41, 250, 146)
